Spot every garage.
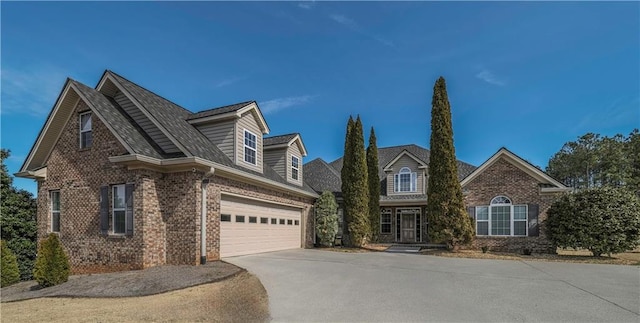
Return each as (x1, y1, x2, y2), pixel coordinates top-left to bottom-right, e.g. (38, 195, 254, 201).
(220, 195, 303, 257)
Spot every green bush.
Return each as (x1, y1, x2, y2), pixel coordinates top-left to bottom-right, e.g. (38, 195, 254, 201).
(315, 191, 339, 247)
(33, 233, 70, 287)
(546, 187, 640, 257)
(1, 240, 20, 287)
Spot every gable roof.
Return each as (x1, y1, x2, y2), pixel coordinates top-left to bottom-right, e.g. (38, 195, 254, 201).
(187, 101, 270, 134)
(329, 144, 477, 181)
(460, 147, 570, 192)
(264, 133, 308, 156)
(382, 149, 429, 171)
(18, 70, 316, 197)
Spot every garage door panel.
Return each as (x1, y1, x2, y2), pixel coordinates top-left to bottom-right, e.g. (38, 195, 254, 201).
(220, 196, 302, 257)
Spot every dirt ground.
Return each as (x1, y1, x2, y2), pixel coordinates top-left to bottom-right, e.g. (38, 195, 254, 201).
(0, 272, 269, 323)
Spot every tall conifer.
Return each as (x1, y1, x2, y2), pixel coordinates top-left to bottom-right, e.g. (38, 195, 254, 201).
(367, 127, 380, 242)
(426, 77, 474, 247)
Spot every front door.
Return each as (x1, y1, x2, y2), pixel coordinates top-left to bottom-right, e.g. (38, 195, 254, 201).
(401, 214, 415, 242)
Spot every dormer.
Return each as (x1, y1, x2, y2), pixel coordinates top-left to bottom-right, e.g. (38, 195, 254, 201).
(382, 150, 428, 195)
(188, 101, 270, 173)
(264, 133, 307, 186)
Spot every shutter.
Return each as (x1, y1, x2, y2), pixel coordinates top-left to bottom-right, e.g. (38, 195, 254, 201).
(100, 186, 109, 234)
(528, 204, 539, 237)
(411, 172, 417, 191)
(125, 183, 134, 236)
(467, 206, 475, 220)
(394, 174, 398, 192)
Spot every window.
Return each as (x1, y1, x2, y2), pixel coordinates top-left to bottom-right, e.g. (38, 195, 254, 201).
(79, 112, 93, 148)
(271, 218, 277, 225)
(249, 216, 257, 223)
(287, 219, 293, 225)
(221, 214, 231, 222)
(51, 191, 60, 233)
(475, 196, 527, 236)
(394, 167, 417, 193)
(236, 215, 245, 223)
(112, 185, 126, 234)
(294, 220, 300, 226)
(279, 219, 285, 225)
(260, 217, 269, 224)
(337, 208, 344, 235)
(243, 130, 257, 165)
(291, 155, 300, 180)
(380, 209, 391, 234)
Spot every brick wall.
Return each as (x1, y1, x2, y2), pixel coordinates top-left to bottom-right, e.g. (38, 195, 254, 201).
(462, 158, 559, 253)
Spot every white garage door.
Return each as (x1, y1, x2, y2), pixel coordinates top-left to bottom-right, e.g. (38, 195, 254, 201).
(220, 195, 302, 257)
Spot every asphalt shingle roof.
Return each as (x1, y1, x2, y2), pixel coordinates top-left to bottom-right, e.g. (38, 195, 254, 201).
(187, 101, 254, 121)
(264, 133, 298, 146)
(305, 144, 477, 196)
(70, 80, 165, 159)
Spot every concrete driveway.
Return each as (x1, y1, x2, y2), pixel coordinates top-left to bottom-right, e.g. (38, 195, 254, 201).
(226, 249, 639, 322)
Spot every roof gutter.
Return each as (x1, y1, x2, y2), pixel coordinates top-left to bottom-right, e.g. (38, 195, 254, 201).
(109, 154, 318, 199)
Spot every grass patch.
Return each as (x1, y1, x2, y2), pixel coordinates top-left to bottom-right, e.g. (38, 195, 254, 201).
(421, 248, 640, 265)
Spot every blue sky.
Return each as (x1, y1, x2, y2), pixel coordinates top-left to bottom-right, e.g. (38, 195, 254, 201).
(2, 1, 639, 195)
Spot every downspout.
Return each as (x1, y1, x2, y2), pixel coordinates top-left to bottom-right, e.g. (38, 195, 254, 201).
(201, 178, 209, 265)
(200, 169, 215, 265)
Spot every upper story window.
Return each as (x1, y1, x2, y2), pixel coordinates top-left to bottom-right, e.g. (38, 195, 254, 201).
(475, 196, 527, 236)
(50, 191, 60, 233)
(291, 155, 300, 180)
(244, 130, 257, 165)
(79, 112, 93, 149)
(394, 167, 417, 193)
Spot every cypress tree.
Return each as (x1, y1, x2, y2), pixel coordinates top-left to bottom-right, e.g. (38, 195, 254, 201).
(348, 116, 370, 246)
(367, 127, 381, 242)
(426, 77, 474, 248)
(341, 116, 355, 245)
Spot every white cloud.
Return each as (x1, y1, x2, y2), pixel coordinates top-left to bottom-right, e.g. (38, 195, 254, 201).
(476, 69, 506, 86)
(329, 13, 395, 48)
(298, 1, 316, 10)
(1, 66, 69, 116)
(259, 95, 315, 115)
(214, 76, 244, 88)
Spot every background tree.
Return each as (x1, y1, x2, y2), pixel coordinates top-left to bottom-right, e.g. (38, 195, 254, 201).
(1, 149, 37, 280)
(546, 188, 640, 257)
(547, 131, 638, 192)
(367, 127, 380, 242)
(341, 116, 370, 247)
(314, 191, 339, 247)
(426, 77, 474, 248)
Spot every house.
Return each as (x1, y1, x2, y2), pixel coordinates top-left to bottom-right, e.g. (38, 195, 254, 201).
(304, 144, 571, 252)
(16, 70, 317, 274)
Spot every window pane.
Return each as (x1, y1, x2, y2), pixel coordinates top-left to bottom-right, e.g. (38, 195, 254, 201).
(244, 131, 256, 148)
(292, 168, 299, 180)
(287, 219, 293, 225)
(292, 156, 299, 168)
(476, 221, 488, 235)
(400, 173, 411, 192)
(249, 216, 257, 223)
(491, 205, 510, 235)
(52, 212, 60, 232)
(271, 218, 277, 224)
(294, 220, 300, 226)
(514, 205, 527, 220)
(51, 191, 60, 211)
(236, 215, 245, 223)
(113, 185, 125, 209)
(244, 147, 256, 164)
(81, 113, 92, 131)
(81, 132, 93, 148)
(260, 217, 268, 224)
(476, 206, 488, 220)
(114, 210, 126, 234)
(279, 219, 285, 225)
(221, 214, 231, 222)
(381, 224, 391, 234)
(514, 221, 527, 236)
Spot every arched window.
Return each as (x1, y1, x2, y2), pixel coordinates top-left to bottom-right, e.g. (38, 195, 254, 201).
(394, 167, 417, 192)
(475, 196, 527, 236)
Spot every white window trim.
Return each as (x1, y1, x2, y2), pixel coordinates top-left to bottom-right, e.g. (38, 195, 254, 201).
(79, 112, 92, 149)
(291, 155, 300, 181)
(380, 208, 392, 234)
(112, 184, 126, 235)
(475, 196, 527, 237)
(394, 167, 417, 193)
(243, 129, 258, 166)
(51, 190, 60, 233)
